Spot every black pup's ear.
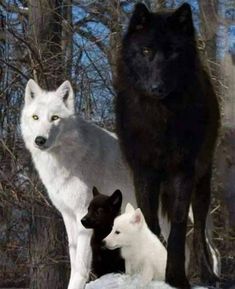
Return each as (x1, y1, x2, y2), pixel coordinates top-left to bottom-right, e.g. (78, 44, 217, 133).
(128, 3, 151, 33)
(108, 190, 122, 211)
(92, 186, 100, 197)
(170, 3, 194, 35)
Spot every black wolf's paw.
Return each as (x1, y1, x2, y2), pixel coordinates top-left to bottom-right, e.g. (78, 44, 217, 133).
(201, 271, 220, 287)
(166, 274, 191, 289)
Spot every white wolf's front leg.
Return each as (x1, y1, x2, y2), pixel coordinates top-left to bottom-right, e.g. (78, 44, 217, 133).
(125, 260, 132, 275)
(62, 213, 78, 289)
(68, 213, 92, 289)
(140, 262, 154, 286)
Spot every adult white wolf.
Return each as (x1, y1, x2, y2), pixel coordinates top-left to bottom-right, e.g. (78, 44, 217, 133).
(21, 80, 219, 289)
(21, 79, 138, 289)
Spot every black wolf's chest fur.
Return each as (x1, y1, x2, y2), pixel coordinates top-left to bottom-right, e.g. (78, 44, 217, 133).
(116, 84, 211, 174)
(90, 229, 124, 277)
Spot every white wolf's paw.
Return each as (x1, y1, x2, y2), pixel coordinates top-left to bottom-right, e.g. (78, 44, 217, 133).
(68, 273, 87, 289)
(139, 268, 154, 288)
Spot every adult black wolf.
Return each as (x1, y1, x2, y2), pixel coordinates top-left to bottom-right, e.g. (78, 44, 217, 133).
(115, 3, 220, 289)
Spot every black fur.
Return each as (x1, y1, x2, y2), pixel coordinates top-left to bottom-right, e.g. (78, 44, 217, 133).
(81, 187, 124, 277)
(115, 3, 220, 289)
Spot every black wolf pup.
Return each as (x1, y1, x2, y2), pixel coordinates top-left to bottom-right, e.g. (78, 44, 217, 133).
(81, 187, 124, 277)
(115, 3, 220, 289)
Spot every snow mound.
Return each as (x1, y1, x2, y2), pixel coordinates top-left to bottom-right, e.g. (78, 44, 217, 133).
(85, 274, 208, 289)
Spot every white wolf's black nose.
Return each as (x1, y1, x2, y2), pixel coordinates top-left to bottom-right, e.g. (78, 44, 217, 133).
(35, 136, 47, 146)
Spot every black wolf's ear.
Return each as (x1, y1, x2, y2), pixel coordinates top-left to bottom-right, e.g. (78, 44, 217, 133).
(170, 3, 194, 35)
(128, 3, 151, 33)
(108, 190, 122, 211)
(92, 187, 100, 197)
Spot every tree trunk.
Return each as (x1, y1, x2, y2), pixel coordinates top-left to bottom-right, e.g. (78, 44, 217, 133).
(28, 0, 65, 89)
(30, 202, 68, 289)
(27, 1, 69, 288)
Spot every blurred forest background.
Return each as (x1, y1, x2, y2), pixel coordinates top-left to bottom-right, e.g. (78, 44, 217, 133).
(0, 0, 235, 288)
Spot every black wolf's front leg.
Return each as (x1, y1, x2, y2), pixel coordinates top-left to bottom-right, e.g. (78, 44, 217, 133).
(192, 168, 219, 285)
(133, 167, 161, 236)
(165, 172, 193, 289)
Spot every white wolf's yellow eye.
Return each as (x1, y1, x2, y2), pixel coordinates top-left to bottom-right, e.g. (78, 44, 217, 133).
(32, 115, 39, 120)
(51, 115, 59, 121)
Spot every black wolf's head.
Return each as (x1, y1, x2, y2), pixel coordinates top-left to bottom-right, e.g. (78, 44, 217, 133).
(81, 187, 122, 230)
(121, 3, 197, 99)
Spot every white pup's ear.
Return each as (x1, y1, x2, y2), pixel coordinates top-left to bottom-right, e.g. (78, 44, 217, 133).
(56, 80, 75, 112)
(131, 208, 143, 225)
(25, 79, 42, 105)
(125, 203, 135, 213)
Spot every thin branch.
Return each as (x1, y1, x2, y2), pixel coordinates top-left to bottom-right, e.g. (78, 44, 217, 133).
(1, 2, 28, 15)
(74, 27, 107, 55)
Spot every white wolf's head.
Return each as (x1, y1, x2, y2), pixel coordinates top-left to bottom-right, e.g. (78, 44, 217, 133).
(21, 79, 75, 152)
(103, 203, 145, 250)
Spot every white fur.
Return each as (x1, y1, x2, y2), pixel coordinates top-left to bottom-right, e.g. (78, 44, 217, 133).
(104, 204, 167, 286)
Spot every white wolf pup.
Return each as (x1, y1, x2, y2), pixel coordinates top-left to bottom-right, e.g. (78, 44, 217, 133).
(104, 203, 167, 285)
(21, 79, 137, 289)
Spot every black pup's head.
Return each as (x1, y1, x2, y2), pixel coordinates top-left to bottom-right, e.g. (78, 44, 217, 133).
(121, 3, 197, 99)
(81, 187, 122, 230)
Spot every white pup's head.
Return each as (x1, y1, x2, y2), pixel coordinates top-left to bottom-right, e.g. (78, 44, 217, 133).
(21, 79, 75, 152)
(103, 203, 145, 250)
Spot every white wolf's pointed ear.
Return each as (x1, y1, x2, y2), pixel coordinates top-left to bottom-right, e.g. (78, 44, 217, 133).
(131, 208, 143, 225)
(25, 79, 42, 105)
(125, 203, 135, 213)
(56, 80, 75, 112)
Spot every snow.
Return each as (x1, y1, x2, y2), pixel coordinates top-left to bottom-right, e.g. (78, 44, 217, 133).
(85, 274, 208, 289)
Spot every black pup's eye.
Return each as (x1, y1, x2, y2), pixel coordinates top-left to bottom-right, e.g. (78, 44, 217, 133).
(115, 230, 120, 235)
(95, 208, 103, 215)
(142, 47, 152, 57)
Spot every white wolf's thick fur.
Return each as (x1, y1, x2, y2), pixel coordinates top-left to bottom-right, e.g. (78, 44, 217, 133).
(21, 80, 219, 289)
(104, 203, 167, 286)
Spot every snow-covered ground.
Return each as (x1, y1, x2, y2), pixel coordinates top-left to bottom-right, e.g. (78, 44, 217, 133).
(86, 274, 208, 289)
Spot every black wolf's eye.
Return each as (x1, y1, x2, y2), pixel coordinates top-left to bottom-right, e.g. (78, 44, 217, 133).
(142, 47, 152, 57)
(115, 230, 120, 235)
(32, 115, 39, 120)
(51, 115, 60, 121)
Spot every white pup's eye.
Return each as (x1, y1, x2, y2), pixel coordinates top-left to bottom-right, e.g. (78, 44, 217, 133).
(51, 115, 59, 121)
(32, 115, 39, 120)
(115, 230, 120, 235)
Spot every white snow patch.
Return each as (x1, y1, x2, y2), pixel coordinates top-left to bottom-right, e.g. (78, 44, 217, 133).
(85, 274, 208, 289)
